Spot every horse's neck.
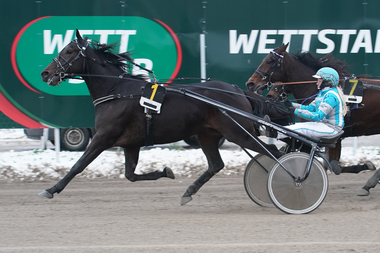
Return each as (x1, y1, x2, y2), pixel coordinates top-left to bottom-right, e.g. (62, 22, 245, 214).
(82, 59, 129, 102)
(284, 57, 318, 102)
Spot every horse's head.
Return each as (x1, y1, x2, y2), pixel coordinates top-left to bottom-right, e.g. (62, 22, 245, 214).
(246, 43, 289, 94)
(41, 29, 89, 86)
(266, 83, 290, 102)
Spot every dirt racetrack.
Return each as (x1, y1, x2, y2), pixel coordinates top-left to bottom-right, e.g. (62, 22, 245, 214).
(1, 172, 380, 253)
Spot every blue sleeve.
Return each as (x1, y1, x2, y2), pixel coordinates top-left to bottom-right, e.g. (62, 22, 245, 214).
(300, 102, 317, 112)
(294, 92, 338, 121)
(294, 108, 327, 121)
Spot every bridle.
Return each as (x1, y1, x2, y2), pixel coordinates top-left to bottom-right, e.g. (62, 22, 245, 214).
(268, 83, 288, 102)
(51, 39, 89, 85)
(52, 39, 157, 84)
(249, 50, 284, 93)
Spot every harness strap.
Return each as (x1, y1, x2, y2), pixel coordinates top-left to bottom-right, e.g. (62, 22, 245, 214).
(93, 95, 117, 106)
(93, 94, 140, 106)
(145, 109, 155, 146)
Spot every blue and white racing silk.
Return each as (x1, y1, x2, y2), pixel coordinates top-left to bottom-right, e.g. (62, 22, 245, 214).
(277, 87, 344, 139)
(294, 87, 344, 128)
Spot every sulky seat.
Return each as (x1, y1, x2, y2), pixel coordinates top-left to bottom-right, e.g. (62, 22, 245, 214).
(315, 130, 344, 148)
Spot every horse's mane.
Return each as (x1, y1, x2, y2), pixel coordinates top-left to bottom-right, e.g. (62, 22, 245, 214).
(90, 41, 132, 65)
(292, 51, 351, 77)
(90, 41, 145, 79)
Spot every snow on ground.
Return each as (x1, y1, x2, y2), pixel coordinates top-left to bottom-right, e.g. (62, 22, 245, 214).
(0, 129, 379, 182)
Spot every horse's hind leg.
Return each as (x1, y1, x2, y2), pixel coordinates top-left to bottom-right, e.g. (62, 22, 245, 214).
(327, 144, 376, 174)
(341, 162, 376, 174)
(181, 132, 224, 206)
(358, 169, 380, 196)
(123, 147, 175, 182)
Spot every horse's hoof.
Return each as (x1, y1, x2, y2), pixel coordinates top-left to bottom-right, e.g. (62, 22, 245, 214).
(330, 160, 341, 175)
(164, 167, 175, 179)
(357, 188, 370, 196)
(38, 190, 54, 199)
(181, 196, 192, 206)
(365, 161, 376, 170)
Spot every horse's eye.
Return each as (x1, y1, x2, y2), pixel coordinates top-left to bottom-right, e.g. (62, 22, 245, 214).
(66, 50, 73, 54)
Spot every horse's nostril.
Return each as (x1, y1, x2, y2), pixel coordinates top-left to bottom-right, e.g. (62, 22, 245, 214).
(246, 82, 255, 92)
(41, 71, 49, 78)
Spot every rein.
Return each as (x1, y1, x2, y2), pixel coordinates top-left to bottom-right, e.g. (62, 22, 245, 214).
(272, 80, 315, 86)
(91, 82, 264, 107)
(271, 78, 380, 86)
(271, 77, 380, 104)
(252, 48, 380, 92)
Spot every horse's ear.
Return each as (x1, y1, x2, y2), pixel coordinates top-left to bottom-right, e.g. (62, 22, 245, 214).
(278, 43, 289, 53)
(76, 29, 89, 48)
(76, 29, 83, 42)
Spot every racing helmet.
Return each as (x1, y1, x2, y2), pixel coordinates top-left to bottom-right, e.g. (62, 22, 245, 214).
(312, 67, 339, 87)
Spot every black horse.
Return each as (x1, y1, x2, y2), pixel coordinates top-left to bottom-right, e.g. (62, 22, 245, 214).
(246, 43, 377, 175)
(39, 30, 292, 205)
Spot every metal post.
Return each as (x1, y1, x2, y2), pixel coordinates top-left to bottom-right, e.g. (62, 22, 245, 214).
(41, 128, 48, 150)
(352, 137, 357, 156)
(200, 34, 206, 82)
(54, 128, 60, 162)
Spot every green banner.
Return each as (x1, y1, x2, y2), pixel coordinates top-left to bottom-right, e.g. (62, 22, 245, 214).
(1, 0, 379, 128)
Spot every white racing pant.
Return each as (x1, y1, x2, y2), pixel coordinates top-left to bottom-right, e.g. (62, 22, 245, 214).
(277, 122, 340, 139)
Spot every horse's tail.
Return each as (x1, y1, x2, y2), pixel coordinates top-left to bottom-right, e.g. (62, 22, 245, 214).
(243, 90, 295, 126)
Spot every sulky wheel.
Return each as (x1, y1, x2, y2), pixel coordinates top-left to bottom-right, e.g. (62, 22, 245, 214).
(244, 154, 276, 207)
(267, 152, 328, 214)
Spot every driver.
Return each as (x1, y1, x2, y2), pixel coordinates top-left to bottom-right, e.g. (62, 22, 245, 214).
(265, 67, 347, 140)
(264, 67, 347, 175)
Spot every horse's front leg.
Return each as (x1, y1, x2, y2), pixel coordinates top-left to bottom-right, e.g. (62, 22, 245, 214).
(38, 137, 108, 199)
(181, 134, 224, 206)
(123, 147, 175, 182)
